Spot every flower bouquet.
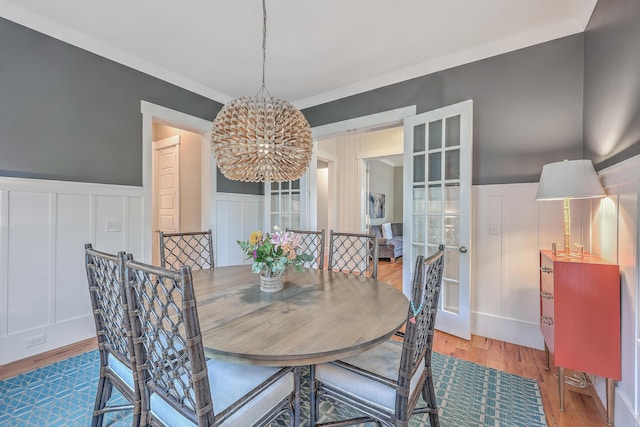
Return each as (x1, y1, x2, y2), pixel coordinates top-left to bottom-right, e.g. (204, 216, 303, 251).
(238, 226, 313, 291)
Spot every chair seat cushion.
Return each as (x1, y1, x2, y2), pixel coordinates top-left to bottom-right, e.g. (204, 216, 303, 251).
(150, 359, 293, 427)
(316, 340, 424, 412)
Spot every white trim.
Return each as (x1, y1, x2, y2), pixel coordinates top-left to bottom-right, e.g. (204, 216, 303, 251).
(472, 311, 543, 350)
(140, 101, 212, 133)
(316, 150, 338, 163)
(598, 155, 640, 190)
(316, 150, 338, 234)
(356, 147, 403, 160)
(152, 135, 180, 150)
(48, 193, 56, 324)
(294, 20, 585, 109)
(311, 106, 416, 140)
(0, 190, 8, 337)
(0, 176, 143, 195)
(0, 2, 231, 104)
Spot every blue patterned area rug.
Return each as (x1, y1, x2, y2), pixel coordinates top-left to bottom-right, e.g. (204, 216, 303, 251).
(0, 350, 547, 427)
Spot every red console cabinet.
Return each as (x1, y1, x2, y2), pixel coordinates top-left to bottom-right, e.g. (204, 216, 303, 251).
(540, 250, 620, 425)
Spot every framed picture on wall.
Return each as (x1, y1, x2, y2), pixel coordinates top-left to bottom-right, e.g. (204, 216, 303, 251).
(369, 192, 385, 219)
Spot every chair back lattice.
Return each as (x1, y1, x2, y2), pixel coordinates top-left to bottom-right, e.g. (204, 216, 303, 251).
(85, 245, 135, 374)
(328, 231, 379, 279)
(286, 229, 326, 270)
(159, 229, 214, 270)
(396, 246, 444, 420)
(84, 244, 141, 425)
(125, 261, 215, 426)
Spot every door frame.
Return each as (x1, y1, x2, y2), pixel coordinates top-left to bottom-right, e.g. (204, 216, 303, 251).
(357, 147, 404, 232)
(141, 101, 213, 263)
(316, 149, 338, 235)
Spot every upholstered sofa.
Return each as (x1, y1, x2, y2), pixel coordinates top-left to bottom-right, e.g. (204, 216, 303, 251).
(369, 223, 403, 263)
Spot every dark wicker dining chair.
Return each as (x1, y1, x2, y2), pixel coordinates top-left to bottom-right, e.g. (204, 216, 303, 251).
(310, 246, 445, 427)
(159, 229, 214, 270)
(327, 230, 379, 279)
(84, 244, 141, 427)
(286, 228, 326, 270)
(124, 259, 300, 427)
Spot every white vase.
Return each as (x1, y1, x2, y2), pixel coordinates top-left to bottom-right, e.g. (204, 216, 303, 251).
(259, 271, 283, 292)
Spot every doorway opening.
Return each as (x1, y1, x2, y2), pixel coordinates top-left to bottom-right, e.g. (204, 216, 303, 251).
(151, 124, 204, 265)
(141, 101, 213, 264)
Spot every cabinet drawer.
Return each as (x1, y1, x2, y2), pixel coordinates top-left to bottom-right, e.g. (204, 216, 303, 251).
(540, 289, 554, 351)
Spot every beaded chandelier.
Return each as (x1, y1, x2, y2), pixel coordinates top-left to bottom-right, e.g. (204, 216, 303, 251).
(211, 0, 313, 183)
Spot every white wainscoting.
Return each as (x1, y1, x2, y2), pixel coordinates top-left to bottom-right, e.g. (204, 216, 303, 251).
(590, 155, 640, 427)
(213, 193, 264, 267)
(470, 182, 590, 350)
(0, 177, 144, 365)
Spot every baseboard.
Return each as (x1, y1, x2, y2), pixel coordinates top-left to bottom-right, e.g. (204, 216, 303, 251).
(472, 311, 544, 350)
(0, 336, 97, 380)
(0, 315, 96, 365)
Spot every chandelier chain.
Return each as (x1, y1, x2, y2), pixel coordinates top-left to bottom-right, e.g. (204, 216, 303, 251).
(261, 0, 267, 92)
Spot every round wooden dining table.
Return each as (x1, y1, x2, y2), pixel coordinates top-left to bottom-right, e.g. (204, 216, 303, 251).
(191, 265, 409, 366)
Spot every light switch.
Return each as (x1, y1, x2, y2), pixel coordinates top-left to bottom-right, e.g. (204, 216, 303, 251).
(106, 220, 121, 232)
(489, 222, 500, 235)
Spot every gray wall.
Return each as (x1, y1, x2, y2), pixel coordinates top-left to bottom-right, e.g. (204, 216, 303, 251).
(303, 35, 585, 185)
(584, 0, 640, 170)
(0, 17, 221, 186)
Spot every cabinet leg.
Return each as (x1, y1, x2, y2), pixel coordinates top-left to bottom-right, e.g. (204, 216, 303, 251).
(558, 367, 565, 412)
(606, 378, 615, 426)
(544, 343, 550, 371)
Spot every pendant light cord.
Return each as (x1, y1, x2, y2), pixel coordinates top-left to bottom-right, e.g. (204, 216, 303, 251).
(258, 0, 271, 98)
(262, 0, 266, 88)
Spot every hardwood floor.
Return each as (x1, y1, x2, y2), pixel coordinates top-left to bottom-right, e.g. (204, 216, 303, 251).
(0, 259, 610, 426)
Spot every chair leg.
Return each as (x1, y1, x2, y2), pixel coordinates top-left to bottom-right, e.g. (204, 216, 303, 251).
(91, 376, 113, 427)
(422, 375, 440, 427)
(293, 366, 301, 427)
(309, 365, 317, 426)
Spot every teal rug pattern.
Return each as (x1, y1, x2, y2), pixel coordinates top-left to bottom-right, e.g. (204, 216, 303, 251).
(0, 351, 547, 426)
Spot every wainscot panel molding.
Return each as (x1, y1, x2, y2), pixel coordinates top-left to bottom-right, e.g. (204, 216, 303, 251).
(589, 154, 640, 427)
(472, 183, 547, 349)
(213, 193, 264, 267)
(0, 177, 144, 365)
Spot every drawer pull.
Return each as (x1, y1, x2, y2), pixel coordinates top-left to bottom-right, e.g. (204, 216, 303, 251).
(540, 315, 554, 326)
(540, 291, 553, 300)
(540, 267, 553, 274)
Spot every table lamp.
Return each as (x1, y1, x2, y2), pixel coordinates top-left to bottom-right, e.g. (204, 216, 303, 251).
(535, 159, 605, 255)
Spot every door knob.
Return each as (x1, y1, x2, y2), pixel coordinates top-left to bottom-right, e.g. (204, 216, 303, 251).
(459, 246, 468, 253)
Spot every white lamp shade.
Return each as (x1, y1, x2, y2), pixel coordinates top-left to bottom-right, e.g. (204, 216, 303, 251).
(535, 159, 605, 200)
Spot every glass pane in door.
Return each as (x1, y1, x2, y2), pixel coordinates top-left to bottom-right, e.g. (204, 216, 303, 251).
(270, 179, 302, 231)
(445, 115, 461, 147)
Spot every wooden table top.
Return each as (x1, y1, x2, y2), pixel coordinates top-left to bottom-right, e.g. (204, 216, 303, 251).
(192, 265, 409, 366)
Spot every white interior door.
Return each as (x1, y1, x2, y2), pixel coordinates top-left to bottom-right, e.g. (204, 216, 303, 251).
(403, 100, 473, 340)
(152, 136, 180, 264)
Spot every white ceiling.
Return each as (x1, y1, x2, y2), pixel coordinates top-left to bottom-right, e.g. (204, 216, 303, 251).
(0, 0, 597, 109)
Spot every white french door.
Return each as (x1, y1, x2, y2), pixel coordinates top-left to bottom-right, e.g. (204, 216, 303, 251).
(264, 162, 315, 232)
(403, 100, 473, 340)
